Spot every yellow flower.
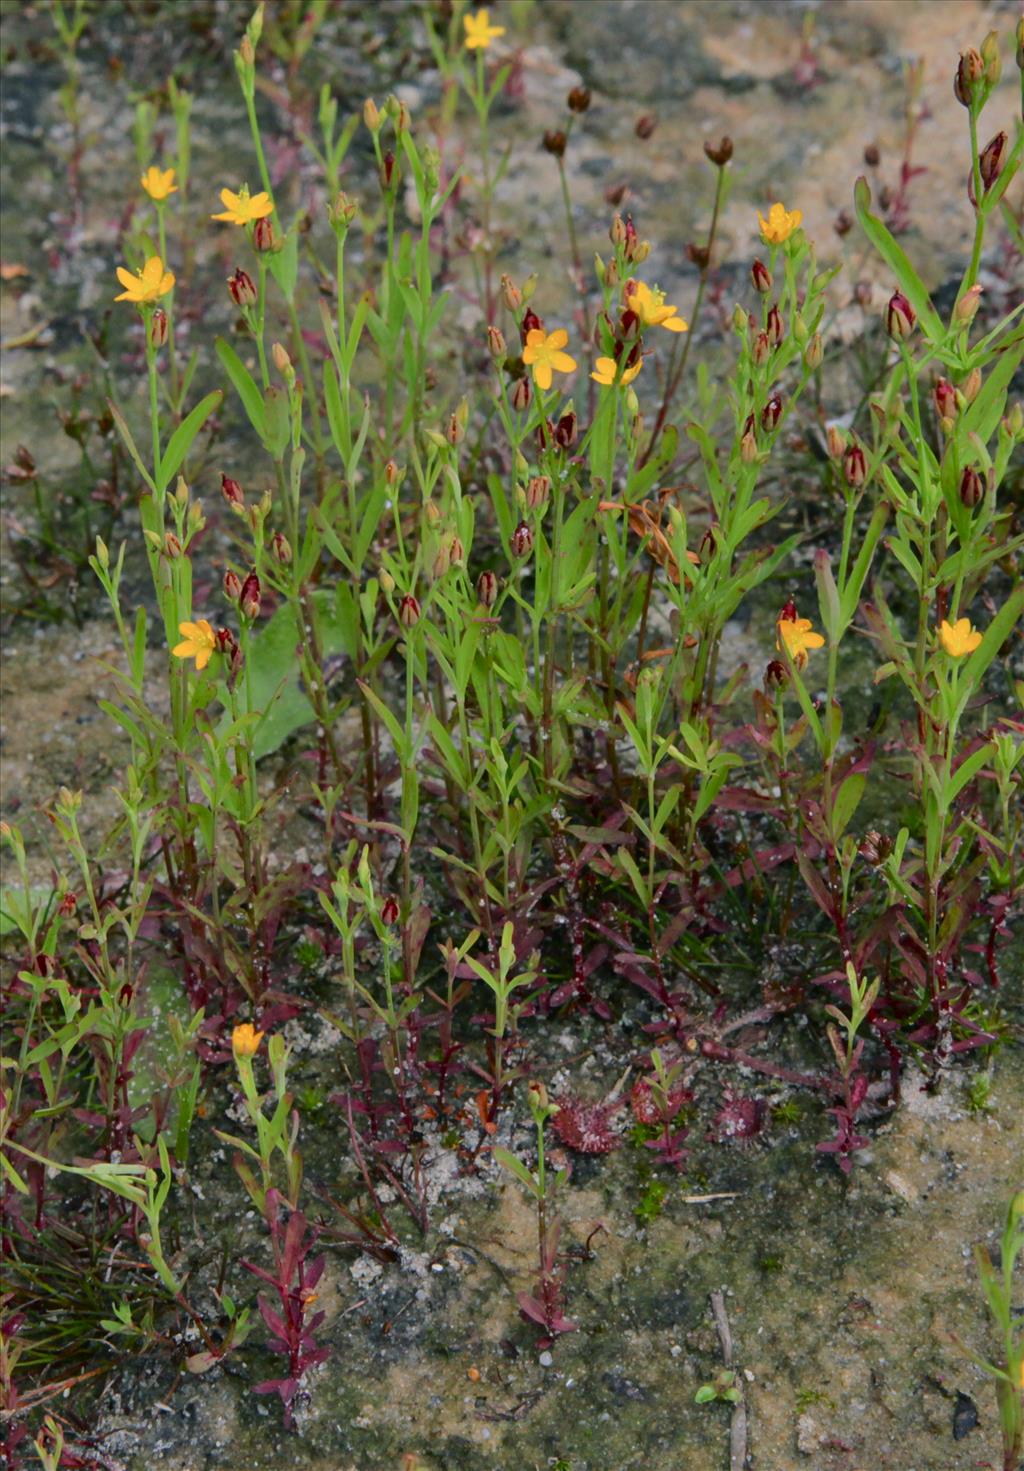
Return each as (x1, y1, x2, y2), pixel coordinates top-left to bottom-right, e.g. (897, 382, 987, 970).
(758, 202, 802, 245)
(776, 616, 825, 669)
(141, 165, 177, 201)
(591, 354, 642, 386)
(172, 619, 217, 671)
(114, 255, 175, 304)
(938, 617, 982, 657)
(625, 281, 688, 333)
(231, 1022, 264, 1057)
(211, 186, 274, 225)
(464, 7, 505, 49)
(522, 328, 577, 391)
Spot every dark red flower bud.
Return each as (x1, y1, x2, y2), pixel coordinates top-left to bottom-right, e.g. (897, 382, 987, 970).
(59, 891, 77, 916)
(760, 392, 783, 431)
(555, 410, 578, 449)
(520, 309, 543, 344)
(221, 473, 245, 507)
(149, 308, 168, 348)
(379, 150, 399, 191)
(476, 570, 499, 608)
(959, 465, 985, 507)
(271, 530, 292, 564)
(885, 290, 915, 340)
(954, 47, 984, 107)
(635, 114, 657, 140)
(223, 569, 242, 602)
(686, 242, 710, 271)
(752, 331, 771, 366)
(542, 130, 567, 158)
(763, 659, 788, 693)
(978, 130, 1007, 192)
(227, 267, 257, 308)
(511, 520, 533, 558)
(933, 378, 957, 423)
(751, 259, 772, 294)
(525, 475, 550, 510)
(843, 443, 867, 487)
(766, 304, 784, 347)
(567, 85, 591, 113)
(240, 571, 261, 621)
(511, 377, 531, 412)
(381, 895, 400, 926)
(779, 599, 798, 623)
(253, 216, 277, 253)
(398, 593, 421, 628)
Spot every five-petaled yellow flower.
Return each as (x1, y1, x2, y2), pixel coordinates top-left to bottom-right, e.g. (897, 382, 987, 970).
(522, 328, 577, 391)
(231, 1022, 264, 1057)
(758, 202, 802, 246)
(626, 281, 688, 333)
(211, 186, 274, 225)
(592, 355, 642, 386)
(114, 255, 175, 304)
(141, 165, 177, 201)
(464, 7, 505, 49)
(938, 617, 982, 658)
(776, 616, 825, 669)
(173, 619, 217, 670)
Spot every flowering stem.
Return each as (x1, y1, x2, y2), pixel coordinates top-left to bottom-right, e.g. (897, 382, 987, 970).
(256, 259, 269, 389)
(156, 204, 180, 413)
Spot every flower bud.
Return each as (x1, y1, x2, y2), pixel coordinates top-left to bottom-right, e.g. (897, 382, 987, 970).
(954, 283, 983, 327)
(634, 114, 657, 140)
(476, 569, 499, 608)
(884, 290, 915, 340)
(843, 442, 867, 487)
(954, 48, 984, 107)
(751, 259, 772, 294)
(752, 331, 771, 366)
(253, 216, 276, 253)
(448, 534, 464, 567)
(329, 191, 358, 230)
(779, 599, 798, 623)
(978, 131, 1007, 192)
(766, 304, 784, 347)
(431, 540, 451, 581)
(398, 593, 421, 628)
(511, 377, 531, 412)
(543, 129, 567, 158)
(500, 274, 522, 312)
(567, 85, 591, 113)
(740, 430, 759, 463)
(525, 475, 550, 510)
(271, 530, 292, 565)
(1017, 15, 1024, 71)
(520, 308, 543, 344)
(149, 308, 168, 348)
(384, 459, 400, 487)
(834, 209, 853, 237)
(381, 895, 400, 926)
(703, 135, 733, 166)
(686, 242, 710, 271)
(980, 29, 1001, 86)
(555, 410, 578, 449)
(859, 830, 892, 865)
(864, 143, 880, 168)
(763, 659, 788, 694)
(933, 378, 957, 423)
(363, 97, 381, 132)
(826, 425, 845, 459)
(163, 530, 182, 560)
(221, 472, 245, 507)
(272, 342, 292, 376)
(424, 500, 442, 527)
(446, 412, 464, 447)
(511, 520, 533, 558)
(227, 267, 257, 307)
(609, 214, 627, 247)
(804, 333, 823, 370)
(760, 393, 783, 432)
(527, 1079, 550, 1113)
(959, 465, 985, 507)
(379, 570, 395, 594)
(631, 238, 651, 264)
(487, 324, 506, 359)
(379, 151, 400, 191)
(224, 568, 242, 602)
(240, 571, 261, 621)
(961, 366, 982, 403)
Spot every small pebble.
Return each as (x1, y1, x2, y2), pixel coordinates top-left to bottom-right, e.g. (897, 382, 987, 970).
(539, 1350, 553, 1367)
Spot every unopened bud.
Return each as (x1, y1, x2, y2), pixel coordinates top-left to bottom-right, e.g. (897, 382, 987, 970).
(567, 85, 591, 113)
(542, 130, 567, 158)
(511, 377, 531, 412)
(384, 459, 400, 487)
(398, 593, 420, 628)
(763, 659, 788, 694)
(933, 378, 957, 423)
(272, 342, 292, 375)
(826, 425, 845, 459)
(751, 259, 772, 294)
(239, 36, 255, 66)
(752, 331, 771, 366)
(610, 214, 627, 247)
(500, 274, 522, 312)
(527, 1079, 550, 1113)
(740, 431, 759, 463)
(978, 131, 1007, 192)
(525, 475, 550, 511)
(555, 410, 578, 449)
(766, 304, 784, 347)
(885, 290, 915, 340)
(381, 895, 400, 926)
(163, 531, 182, 560)
(252, 216, 276, 253)
(703, 135, 733, 166)
(227, 268, 257, 308)
(271, 531, 292, 565)
(631, 238, 651, 264)
(487, 324, 506, 359)
(954, 283, 983, 326)
(843, 443, 867, 487)
(379, 151, 399, 191)
(149, 308, 168, 348)
(221, 473, 245, 507)
(379, 570, 395, 594)
(1017, 16, 1024, 71)
(431, 540, 451, 581)
(804, 333, 823, 370)
(511, 520, 533, 558)
(634, 114, 657, 140)
(760, 393, 783, 432)
(980, 30, 1001, 86)
(363, 97, 381, 131)
(961, 366, 982, 403)
(859, 830, 892, 865)
(224, 569, 242, 602)
(446, 413, 464, 447)
(329, 191, 358, 230)
(240, 571, 261, 620)
(959, 465, 985, 507)
(476, 569, 499, 608)
(954, 48, 984, 107)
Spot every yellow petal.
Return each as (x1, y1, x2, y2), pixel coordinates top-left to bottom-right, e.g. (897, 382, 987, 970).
(533, 361, 553, 391)
(116, 266, 138, 290)
(524, 328, 546, 351)
(546, 328, 568, 350)
(220, 188, 240, 211)
(548, 351, 577, 374)
(663, 316, 688, 332)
